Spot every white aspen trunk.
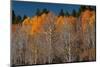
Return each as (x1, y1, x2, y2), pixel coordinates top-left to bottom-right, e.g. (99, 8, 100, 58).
(34, 48, 37, 64)
(46, 31, 52, 63)
(68, 33, 71, 62)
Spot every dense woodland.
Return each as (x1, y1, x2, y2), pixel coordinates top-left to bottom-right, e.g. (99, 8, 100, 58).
(11, 5, 96, 66)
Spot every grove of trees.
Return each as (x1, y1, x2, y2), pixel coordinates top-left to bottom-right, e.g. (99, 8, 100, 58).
(11, 5, 96, 66)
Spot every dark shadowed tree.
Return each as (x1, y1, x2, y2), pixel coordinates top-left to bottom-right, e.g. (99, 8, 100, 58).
(65, 11, 70, 16)
(58, 9, 65, 16)
(79, 5, 93, 12)
(91, 6, 96, 11)
(77, 5, 87, 16)
(76, 10, 81, 17)
(36, 8, 49, 16)
(86, 6, 96, 11)
(12, 10, 16, 24)
(72, 9, 77, 17)
(80, 5, 86, 12)
(77, 5, 96, 17)
(12, 10, 22, 24)
(36, 8, 42, 16)
(22, 15, 27, 22)
(42, 8, 49, 14)
(17, 15, 22, 23)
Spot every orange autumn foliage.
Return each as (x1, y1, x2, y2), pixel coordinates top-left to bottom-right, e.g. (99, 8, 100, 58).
(22, 13, 47, 35)
(81, 10, 95, 32)
(56, 16, 77, 32)
(56, 16, 64, 32)
(21, 10, 95, 34)
(66, 16, 77, 25)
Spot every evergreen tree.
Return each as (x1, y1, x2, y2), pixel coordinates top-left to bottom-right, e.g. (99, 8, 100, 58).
(42, 8, 49, 14)
(80, 5, 86, 12)
(72, 9, 77, 17)
(58, 9, 65, 16)
(12, 10, 23, 24)
(65, 11, 70, 16)
(36, 8, 49, 16)
(86, 6, 96, 11)
(36, 8, 42, 16)
(17, 15, 22, 23)
(22, 15, 27, 22)
(77, 5, 96, 17)
(12, 10, 16, 24)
